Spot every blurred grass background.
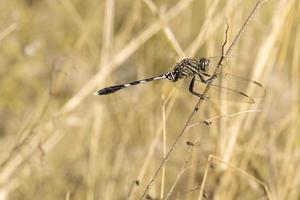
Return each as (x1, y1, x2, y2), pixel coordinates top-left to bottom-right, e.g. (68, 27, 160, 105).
(0, 0, 299, 199)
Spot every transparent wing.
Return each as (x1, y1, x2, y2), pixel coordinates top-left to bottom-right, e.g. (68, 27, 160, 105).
(207, 84, 255, 103)
(205, 56, 232, 74)
(214, 72, 266, 97)
(182, 72, 266, 103)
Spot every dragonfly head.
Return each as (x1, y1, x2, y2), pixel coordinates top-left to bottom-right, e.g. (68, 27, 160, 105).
(198, 58, 210, 72)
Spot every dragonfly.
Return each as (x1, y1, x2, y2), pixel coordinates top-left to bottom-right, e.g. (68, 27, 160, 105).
(94, 58, 266, 104)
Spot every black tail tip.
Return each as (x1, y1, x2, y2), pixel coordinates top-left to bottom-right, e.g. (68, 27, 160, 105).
(93, 89, 109, 96)
(94, 87, 121, 96)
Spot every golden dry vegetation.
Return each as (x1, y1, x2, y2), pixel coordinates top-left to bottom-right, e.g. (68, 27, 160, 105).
(0, 0, 299, 199)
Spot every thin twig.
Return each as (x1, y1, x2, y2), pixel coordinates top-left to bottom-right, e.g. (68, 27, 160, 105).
(187, 109, 261, 129)
(226, 0, 269, 56)
(165, 109, 259, 199)
(140, 18, 228, 200)
(171, 186, 209, 199)
(140, 0, 268, 199)
(165, 146, 193, 200)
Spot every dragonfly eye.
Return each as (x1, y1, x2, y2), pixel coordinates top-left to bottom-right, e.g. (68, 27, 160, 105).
(198, 58, 210, 72)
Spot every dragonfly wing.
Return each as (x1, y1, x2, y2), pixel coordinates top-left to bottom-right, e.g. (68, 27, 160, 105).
(189, 73, 266, 103)
(208, 84, 255, 103)
(215, 72, 267, 98)
(189, 78, 255, 103)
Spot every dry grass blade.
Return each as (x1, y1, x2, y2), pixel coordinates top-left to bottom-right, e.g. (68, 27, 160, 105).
(0, 23, 18, 42)
(187, 0, 220, 57)
(88, 1, 114, 199)
(197, 155, 273, 200)
(160, 95, 167, 199)
(143, 0, 186, 58)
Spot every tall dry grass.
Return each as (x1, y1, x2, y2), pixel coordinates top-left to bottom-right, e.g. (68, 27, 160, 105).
(0, 0, 299, 199)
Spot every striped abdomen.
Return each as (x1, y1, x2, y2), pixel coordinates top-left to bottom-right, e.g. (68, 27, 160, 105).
(94, 75, 166, 95)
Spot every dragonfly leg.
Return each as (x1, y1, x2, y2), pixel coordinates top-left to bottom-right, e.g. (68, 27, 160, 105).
(197, 73, 209, 83)
(205, 74, 218, 83)
(189, 76, 208, 100)
(197, 73, 217, 84)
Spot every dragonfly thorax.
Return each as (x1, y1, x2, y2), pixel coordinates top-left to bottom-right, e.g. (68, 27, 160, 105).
(165, 58, 210, 82)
